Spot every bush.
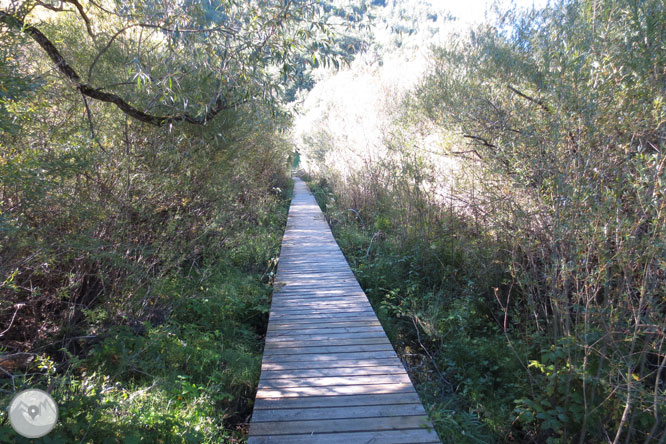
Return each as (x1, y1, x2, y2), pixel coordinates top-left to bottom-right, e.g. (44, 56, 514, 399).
(302, 1, 665, 442)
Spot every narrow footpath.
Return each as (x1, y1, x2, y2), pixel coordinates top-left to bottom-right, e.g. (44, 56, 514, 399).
(247, 178, 441, 444)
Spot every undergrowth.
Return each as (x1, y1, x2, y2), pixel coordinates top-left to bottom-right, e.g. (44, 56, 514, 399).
(307, 177, 529, 443)
(0, 181, 292, 443)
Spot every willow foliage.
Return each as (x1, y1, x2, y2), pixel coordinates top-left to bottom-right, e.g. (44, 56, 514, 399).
(418, 0, 665, 441)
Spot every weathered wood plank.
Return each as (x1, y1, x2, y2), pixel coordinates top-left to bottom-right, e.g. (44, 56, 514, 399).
(250, 415, 431, 435)
(261, 357, 400, 371)
(254, 382, 416, 399)
(265, 330, 387, 342)
(270, 311, 374, 320)
(261, 350, 399, 363)
(266, 325, 386, 337)
(267, 320, 381, 331)
(270, 297, 370, 306)
(253, 392, 424, 410)
(268, 313, 376, 323)
(276, 289, 365, 299)
(263, 343, 395, 356)
(264, 336, 390, 349)
(271, 299, 370, 306)
(248, 429, 440, 444)
(269, 305, 373, 315)
(259, 365, 406, 379)
(271, 297, 369, 306)
(258, 373, 412, 389)
(251, 403, 426, 422)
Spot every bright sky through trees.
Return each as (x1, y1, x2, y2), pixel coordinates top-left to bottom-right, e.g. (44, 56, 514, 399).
(444, 0, 548, 25)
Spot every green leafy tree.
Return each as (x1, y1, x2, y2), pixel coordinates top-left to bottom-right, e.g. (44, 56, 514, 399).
(1, 0, 358, 125)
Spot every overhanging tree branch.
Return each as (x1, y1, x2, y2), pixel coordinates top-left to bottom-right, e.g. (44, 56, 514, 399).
(0, 11, 240, 126)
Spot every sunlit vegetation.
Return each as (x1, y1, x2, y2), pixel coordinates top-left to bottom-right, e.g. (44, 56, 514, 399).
(298, 0, 665, 443)
(0, 0, 359, 441)
(2, 0, 664, 442)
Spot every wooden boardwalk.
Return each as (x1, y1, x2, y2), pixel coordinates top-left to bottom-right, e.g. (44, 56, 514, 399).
(248, 178, 440, 444)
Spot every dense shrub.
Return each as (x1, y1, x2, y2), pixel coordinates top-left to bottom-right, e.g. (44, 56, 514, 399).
(418, 1, 666, 441)
(0, 1, 298, 441)
(300, 0, 665, 442)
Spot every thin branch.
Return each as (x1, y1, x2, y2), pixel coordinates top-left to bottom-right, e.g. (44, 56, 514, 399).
(0, 304, 24, 337)
(507, 84, 551, 113)
(134, 22, 236, 36)
(62, 0, 95, 40)
(81, 93, 107, 153)
(450, 149, 483, 159)
(88, 25, 135, 82)
(34, 0, 67, 12)
(463, 134, 498, 149)
(86, 0, 115, 16)
(0, 366, 16, 391)
(411, 315, 453, 392)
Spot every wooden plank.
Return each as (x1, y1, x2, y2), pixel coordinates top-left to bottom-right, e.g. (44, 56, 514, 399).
(269, 303, 371, 311)
(271, 297, 368, 305)
(272, 294, 367, 301)
(275, 277, 358, 283)
(266, 325, 386, 337)
(251, 403, 426, 422)
(265, 325, 383, 338)
(261, 357, 400, 371)
(271, 299, 369, 306)
(264, 336, 390, 349)
(275, 285, 363, 293)
(265, 330, 387, 342)
(270, 303, 372, 312)
(276, 267, 356, 272)
(258, 374, 411, 389)
(268, 315, 379, 325)
(259, 365, 407, 380)
(277, 266, 352, 272)
(261, 350, 399, 363)
(277, 284, 360, 290)
(269, 310, 374, 319)
(255, 382, 415, 399)
(268, 320, 381, 331)
(248, 429, 440, 444)
(275, 281, 359, 288)
(278, 256, 349, 261)
(272, 294, 364, 301)
(253, 392, 424, 410)
(249, 415, 431, 435)
(267, 324, 382, 335)
(270, 296, 369, 305)
(263, 343, 395, 356)
(269, 310, 375, 320)
(276, 269, 354, 274)
(270, 304, 372, 312)
(272, 299, 366, 305)
(274, 287, 363, 293)
(271, 311, 376, 324)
